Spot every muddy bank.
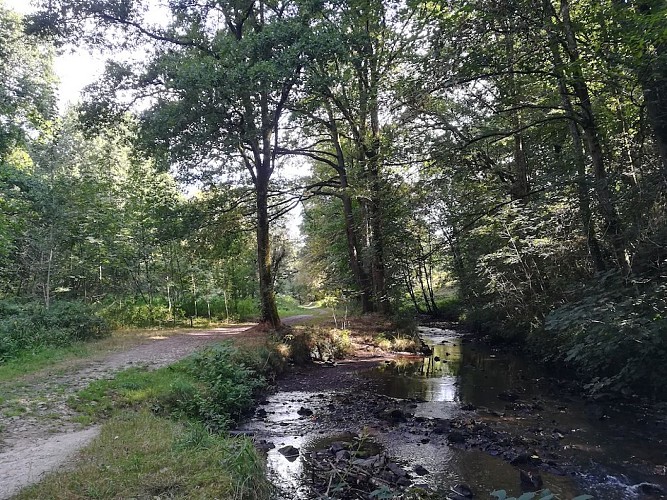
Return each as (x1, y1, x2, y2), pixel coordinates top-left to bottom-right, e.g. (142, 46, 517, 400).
(239, 324, 667, 499)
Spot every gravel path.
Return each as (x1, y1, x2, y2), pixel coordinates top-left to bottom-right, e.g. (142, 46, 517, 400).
(0, 324, 255, 499)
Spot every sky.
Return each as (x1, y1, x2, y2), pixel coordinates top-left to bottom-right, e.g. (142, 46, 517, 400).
(6, 0, 106, 109)
(5, 0, 306, 237)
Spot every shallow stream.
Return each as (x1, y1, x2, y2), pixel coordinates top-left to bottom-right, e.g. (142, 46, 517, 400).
(239, 325, 667, 499)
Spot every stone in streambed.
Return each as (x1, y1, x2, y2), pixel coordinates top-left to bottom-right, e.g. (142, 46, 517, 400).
(520, 470, 543, 490)
(414, 465, 430, 476)
(636, 482, 665, 496)
(450, 483, 474, 499)
(329, 441, 348, 453)
(297, 407, 313, 417)
(387, 462, 408, 478)
(352, 454, 381, 468)
(378, 408, 407, 423)
(432, 418, 451, 434)
(278, 445, 300, 461)
(256, 440, 275, 452)
(447, 430, 467, 443)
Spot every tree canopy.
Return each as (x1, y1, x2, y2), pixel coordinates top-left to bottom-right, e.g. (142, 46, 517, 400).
(0, 0, 664, 395)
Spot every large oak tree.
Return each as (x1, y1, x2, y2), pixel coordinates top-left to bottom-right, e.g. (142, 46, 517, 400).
(31, 0, 316, 327)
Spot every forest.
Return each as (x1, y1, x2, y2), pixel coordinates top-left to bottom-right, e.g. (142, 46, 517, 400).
(1, 0, 667, 497)
(0, 0, 667, 500)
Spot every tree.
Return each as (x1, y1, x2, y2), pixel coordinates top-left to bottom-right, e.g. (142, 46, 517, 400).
(291, 0, 417, 313)
(0, 3, 55, 160)
(31, 0, 317, 327)
(0, 3, 56, 272)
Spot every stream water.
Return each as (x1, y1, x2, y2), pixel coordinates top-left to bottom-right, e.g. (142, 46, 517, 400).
(239, 325, 667, 499)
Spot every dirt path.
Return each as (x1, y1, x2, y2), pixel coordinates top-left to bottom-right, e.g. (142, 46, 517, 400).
(0, 324, 256, 499)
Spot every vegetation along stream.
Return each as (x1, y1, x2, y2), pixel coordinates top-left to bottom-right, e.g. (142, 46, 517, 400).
(240, 325, 667, 499)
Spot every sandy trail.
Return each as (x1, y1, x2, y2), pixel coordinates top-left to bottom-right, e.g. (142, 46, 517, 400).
(0, 325, 255, 499)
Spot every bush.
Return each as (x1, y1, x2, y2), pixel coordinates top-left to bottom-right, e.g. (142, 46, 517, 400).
(182, 344, 267, 429)
(96, 297, 173, 328)
(281, 326, 354, 363)
(435, 296, 465, 321)
(74, 342, 278, 432)
(0, 300, 109, 362)
(232, 297, 259, 321)
(539, 272, 667, 398)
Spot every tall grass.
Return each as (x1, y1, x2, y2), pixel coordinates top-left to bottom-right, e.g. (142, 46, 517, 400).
(16, 411, 271, 500)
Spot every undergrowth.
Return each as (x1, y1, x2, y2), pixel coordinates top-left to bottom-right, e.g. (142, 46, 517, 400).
(0, 300, 109, 363)
(279, 325, 354, 363)
(22, 341, 285, 499)
(72, 341, 285, 431)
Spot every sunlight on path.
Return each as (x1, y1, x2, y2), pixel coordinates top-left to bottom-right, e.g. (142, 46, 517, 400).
(0, 427, 100, 500)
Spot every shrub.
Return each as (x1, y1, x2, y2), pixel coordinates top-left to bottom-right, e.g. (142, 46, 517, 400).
(282, 326, 354, 363)
(74, 342, 279, 431)
(96, 297, 173, 328)
(180, 343, 268, 429)
(540, 272, 667, 397)
(435, 296, 465, 321)
(232, 297, 259, 321)
(0, 300, 109, 362)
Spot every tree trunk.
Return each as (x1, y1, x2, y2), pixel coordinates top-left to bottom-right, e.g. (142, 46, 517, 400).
(256, 170, 281, 328)
(636, 1, 667, 181)
(365, 59, 391, 315)
(367, 157, 391, 314)
(342, 192, 374, 312)
(559, 0, 630, 273)
(327, 104, 375, 312)
(546, 19, 606, 272)
(505, 25, 530, 200)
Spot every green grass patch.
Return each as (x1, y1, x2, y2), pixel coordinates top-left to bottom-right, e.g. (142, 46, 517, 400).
(15, 410, 271, 500)
(0, 344, 92, 382)
(71, 342, 285, 431)
(276, 294, 311, 317)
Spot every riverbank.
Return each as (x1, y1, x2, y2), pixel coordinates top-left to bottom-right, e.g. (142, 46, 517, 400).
(6, 315, 667, 499)
(240, 321, 667, 499)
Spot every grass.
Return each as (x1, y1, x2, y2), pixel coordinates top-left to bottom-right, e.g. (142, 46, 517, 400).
(69, 365, 182, 420)
(15, 411, 271, 500)
(15, 341, 284, 499)
(70, 341, 284, 429)
(0, 344, 93, 382)
(276, 294, 315, 318)
(276, 312, 420, 363)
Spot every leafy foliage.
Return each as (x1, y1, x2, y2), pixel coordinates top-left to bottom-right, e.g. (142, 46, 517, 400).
(178, 344, 269, 430)
(543, 272, 667, 397)
(0, 300, 109, 362)
(73, 341, 284, 431)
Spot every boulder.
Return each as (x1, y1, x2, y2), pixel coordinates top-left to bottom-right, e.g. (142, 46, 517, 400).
(297, 407, 313, 417)
(414, 465, 430, 476)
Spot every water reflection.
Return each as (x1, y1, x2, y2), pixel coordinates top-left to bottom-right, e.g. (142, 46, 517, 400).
(243, 326, 666, 500)
(368, 327, 463, 402)
(367, 326, 667, 499)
